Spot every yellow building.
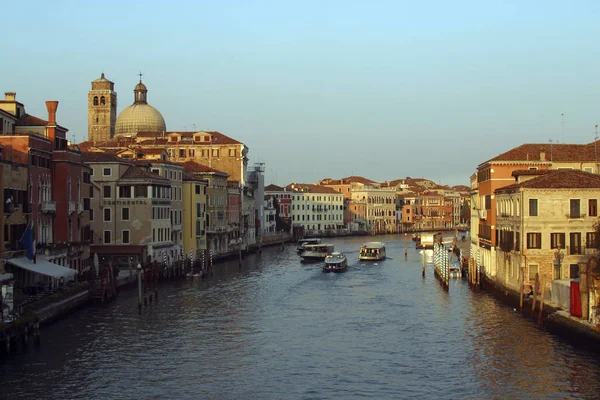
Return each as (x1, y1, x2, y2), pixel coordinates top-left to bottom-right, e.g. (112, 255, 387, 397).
(182, 172, 208, 256)
(182, 161, 230, 254)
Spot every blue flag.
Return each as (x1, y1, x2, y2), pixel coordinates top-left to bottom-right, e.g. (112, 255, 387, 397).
(19, 223, 34, 261)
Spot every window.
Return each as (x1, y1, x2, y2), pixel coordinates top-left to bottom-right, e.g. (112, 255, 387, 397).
(151, 169, 160, 175)
(570, 264, 580, 279)
(103, 230, 112, 244)
(196, 203, 201, 218)
(550, 232, 565, 249)
(586, 232, 597, 249)
(100, 96, 105, 105)
(93, 96, 98, 106)
(179, 149, 186, 157)
(527, 233, 541, 249)
(195, 185, 200, 194)
(104, 208, 111, 222)
(119, 186, 132, 198)
(103, 168, 112, 176)
(529, 199, 538, 216)
(89, 208, 94, 221)
(103, 186, 111, 198)
(229, 148, 236, 157)
(212, 149, 219, 157)
(122, 207, 130, 221)
(570, 199, 581, 218)
(189, 149, 195, 157)
(122, 230, 130, 244)
(589, 199, 597, 217)
(135, 185, 148, 198)
(569, 232, 582, 255)
(528, 264, 539, 281)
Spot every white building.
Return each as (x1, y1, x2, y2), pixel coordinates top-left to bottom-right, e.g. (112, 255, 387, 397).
(287, 183, 344, 235)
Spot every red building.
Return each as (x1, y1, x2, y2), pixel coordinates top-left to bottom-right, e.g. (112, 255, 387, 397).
(0, 93, 91, 271)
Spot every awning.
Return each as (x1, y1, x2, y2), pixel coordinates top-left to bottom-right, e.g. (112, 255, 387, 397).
(6, 257, 77, 279)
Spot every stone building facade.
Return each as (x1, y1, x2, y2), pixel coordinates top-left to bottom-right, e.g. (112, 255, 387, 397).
(495, 169, 600, 292)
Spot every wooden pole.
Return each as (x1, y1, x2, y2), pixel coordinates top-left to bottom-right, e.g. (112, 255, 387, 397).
(519, 266, 524, 312)
(531, 273, 540, 316)
(580, 262, 589, 320)
(538, 274, 547, 325)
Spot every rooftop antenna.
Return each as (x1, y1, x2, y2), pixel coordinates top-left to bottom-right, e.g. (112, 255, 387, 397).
(549, 139, 553, 162)
(561, 113, 565, 143)
(595, 125, 599, 165)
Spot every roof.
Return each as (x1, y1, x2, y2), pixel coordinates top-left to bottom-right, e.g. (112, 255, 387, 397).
(182, 172, 207, 183)
(182, 160, 228, 176)
(16, 114, 47, 126)
(340, 176, 377, 185)
(7, 257, 77, 279)
(82, 152, 131, 164)
(485, 142, 597, 164)
(497, 169, 600, 192)
(511, 169, 550, 177)
(265, 184, 285, 191)
(121, 166, 169, 182)
(285, 183, 339, 194)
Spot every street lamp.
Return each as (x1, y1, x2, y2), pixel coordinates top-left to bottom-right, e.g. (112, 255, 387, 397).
(137, 263, 143, 309)
(554, 244, 564, 280)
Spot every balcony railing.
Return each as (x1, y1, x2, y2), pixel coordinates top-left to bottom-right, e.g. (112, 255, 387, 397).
(41, 201, 56, 213)
(68, 201, 76, 214)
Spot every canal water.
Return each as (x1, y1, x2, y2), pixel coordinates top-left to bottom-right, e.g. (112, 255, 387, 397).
(1, 235, 600, 399)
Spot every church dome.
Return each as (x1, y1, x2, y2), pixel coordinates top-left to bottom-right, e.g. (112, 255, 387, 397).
(115, 79, 166, 137)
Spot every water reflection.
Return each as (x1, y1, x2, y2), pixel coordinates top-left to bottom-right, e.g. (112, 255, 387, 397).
(0, 235, 599, 400)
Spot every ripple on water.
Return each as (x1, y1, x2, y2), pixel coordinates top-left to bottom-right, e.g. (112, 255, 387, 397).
(1, 236, 600, 400)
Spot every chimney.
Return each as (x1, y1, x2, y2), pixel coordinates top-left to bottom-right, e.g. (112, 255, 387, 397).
(46, 101, 59, 125)
(540, 150, 546, 161)
(5, 92, 16, 101)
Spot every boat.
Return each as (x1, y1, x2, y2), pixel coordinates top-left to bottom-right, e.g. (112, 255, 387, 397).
(449, 260, 462, 278)
(416, 233, 434, 249)
(323, 252, 347, 273)
(297, 238, 322, 253)
(359, 242, 386, 261)
(301, 244, 334, 261)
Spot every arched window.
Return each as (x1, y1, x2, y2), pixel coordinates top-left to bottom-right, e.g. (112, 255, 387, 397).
(100, 96, 106, 105)
(93, 96, 98, 106)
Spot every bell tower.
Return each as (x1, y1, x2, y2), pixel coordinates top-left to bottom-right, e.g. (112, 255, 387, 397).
(88, 73, 117, 143)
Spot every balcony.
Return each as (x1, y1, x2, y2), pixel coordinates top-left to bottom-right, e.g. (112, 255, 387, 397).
(68, 201, 76, 214)
(77, 202, 84, 214)
(41, 201, 56, 213)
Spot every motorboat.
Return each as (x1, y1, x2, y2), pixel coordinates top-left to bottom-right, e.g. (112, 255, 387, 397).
(323, 252, 347, 273)
(301, 244, 334, 261)
(359, 242, 386, 261)
(297, 238, 322, 253)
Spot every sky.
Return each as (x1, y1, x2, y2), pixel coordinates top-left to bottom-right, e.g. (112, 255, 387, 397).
(2, 1, 600, 187)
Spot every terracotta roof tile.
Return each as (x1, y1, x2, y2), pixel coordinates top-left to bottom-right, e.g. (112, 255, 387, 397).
(487, 142, 598, 163)
(82, 152, 130, 163)
(340, 176, 377, 184)
(121, 166, 169, 182)
(16, 114, 47, 126)
(511, 169, 551, 177)
(265, 184, 285, 191)
(285, 183, 339, 194)
(497, 169, 600, 192)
